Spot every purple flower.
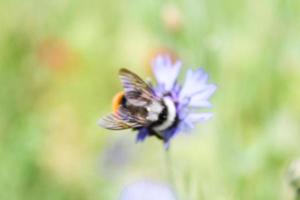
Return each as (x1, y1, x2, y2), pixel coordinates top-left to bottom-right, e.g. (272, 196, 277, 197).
(120, 180, 176, 200)
(100, 137, 135, 179)
(137, 55, 217, 148)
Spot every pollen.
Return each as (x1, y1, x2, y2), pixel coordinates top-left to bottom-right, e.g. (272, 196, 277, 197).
(112, 91, 125, 113)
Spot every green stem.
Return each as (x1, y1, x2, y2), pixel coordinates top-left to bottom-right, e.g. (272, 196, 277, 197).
(164, 148, 178, 198)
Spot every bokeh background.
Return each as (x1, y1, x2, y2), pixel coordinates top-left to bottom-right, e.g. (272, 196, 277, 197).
(1, 0, 300, 199)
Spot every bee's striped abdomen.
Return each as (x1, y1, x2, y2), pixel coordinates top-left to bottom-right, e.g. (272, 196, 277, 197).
(152, 97, 177, 133)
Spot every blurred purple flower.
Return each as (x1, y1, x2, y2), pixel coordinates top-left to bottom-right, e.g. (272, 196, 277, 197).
(137, 55, 217, 147)
(100, 137, 134, 178)
(120, 180, 176, 200)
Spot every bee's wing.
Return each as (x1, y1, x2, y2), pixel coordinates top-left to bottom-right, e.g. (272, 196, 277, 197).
(119, 68, 157, 106)
(99, 68, 163, 131)
(118, 106, 149, 125)
(98, 110, 141, 130)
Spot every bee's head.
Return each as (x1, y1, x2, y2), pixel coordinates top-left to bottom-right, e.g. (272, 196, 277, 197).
(112, 91, 126, 113)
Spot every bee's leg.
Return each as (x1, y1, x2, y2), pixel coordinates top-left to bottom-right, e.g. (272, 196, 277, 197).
(149, 129, 163, 140)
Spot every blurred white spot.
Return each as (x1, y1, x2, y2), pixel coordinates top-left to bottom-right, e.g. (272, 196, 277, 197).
(120, 180, 176, 200)
(287, 160, 300, 190)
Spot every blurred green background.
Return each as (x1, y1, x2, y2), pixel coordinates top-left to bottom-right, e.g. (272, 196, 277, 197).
(0, 0, 300, 199)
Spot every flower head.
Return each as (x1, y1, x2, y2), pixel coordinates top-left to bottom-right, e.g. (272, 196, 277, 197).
(99, 55, 217, 148)
(137, 55, 217, 147)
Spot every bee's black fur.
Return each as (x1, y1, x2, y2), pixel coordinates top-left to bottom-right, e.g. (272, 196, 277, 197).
(151, 115, 179, 140)
(120, 95, 127, 107)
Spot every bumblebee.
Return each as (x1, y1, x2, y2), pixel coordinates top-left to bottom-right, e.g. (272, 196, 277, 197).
(98, 68, 178, 140)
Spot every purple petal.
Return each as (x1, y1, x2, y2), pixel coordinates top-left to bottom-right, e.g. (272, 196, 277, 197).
(153, 84, 165, 97)
(136, 128, 149, 142)
(152, 55, 181, 92)
(186, 113, 213, 123)
(162, 127, 179, 149)
(188, 84, 217, 107)
(179, 113, 213, 132)
(179, 119, 194, 132)
(164, 141, 171, 150)
(179, 68, 214, 102)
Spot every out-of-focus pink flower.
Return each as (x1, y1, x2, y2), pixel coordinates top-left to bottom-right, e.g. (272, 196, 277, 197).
(161, 3, 183, 33)
(38, 38, 76, 71)
(145, 48, 178, 74)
